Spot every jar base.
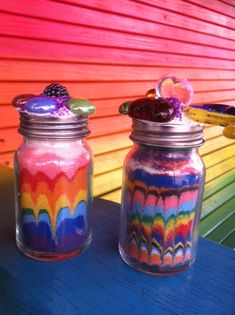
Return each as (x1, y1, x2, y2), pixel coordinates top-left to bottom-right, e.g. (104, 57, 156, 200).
(16, 235, 92, 262)
(119, 244, 194, 276)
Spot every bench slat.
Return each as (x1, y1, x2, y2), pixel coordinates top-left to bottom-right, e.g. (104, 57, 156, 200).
(221, 230, 235, 250)
(203, 144, 235, 168)
(205, 156, 235, 182)
(206, 213, 235, 244)
(203, 169, 235, 200)
(200, 197, 235, 236)
(201, 182, 235, 220)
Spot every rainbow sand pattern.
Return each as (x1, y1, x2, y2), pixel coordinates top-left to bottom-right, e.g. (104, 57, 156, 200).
(17, 162, 92, 254)
(119, 148, 204, 274)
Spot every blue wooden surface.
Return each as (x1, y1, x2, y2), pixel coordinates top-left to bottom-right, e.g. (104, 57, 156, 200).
(0, 171, 235, 315)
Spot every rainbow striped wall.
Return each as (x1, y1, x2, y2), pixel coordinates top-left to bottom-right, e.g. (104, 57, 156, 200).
(0, 0, 235, 201)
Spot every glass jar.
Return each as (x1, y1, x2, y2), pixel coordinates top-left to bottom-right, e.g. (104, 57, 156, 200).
(119, 119, 205, 275)
(14, 113, 93, 261)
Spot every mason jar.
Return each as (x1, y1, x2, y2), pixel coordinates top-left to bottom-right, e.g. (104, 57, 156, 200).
(14, 112, 93, 261)
(119, 119, 205, 275)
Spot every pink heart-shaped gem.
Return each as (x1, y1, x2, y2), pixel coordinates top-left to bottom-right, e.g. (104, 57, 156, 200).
(156, 74, 193, 106)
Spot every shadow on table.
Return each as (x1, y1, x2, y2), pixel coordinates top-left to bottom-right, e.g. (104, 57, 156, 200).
(0, 167, 15, 248)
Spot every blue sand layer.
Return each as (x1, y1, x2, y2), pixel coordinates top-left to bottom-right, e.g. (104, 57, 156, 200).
(21, 201, 90, 252)
(129, 199, 197, 218)
(128, 168, 202, 188)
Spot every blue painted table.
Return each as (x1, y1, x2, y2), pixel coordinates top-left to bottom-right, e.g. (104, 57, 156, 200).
(0, 169, 235, 315)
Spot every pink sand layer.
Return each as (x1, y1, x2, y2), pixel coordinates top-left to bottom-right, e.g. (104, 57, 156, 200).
(17, 143, 91, 180)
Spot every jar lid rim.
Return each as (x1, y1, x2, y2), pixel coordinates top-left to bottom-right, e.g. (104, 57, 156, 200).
(130, 118, 204, 148)
(18, 112, 90, 139)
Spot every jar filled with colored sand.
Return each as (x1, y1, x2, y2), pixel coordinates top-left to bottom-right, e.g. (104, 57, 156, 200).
(13, 84, 95, 261)
(119, 75, 205, 274)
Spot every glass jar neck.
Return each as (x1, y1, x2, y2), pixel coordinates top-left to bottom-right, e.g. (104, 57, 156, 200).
(23, 136, 86, 149)
(134, 142, 199, 153)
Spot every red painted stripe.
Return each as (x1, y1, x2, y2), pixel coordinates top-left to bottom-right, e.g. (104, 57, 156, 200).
(1, 0, 235, 48)
(56, 0, 235, 40)
(1, 13, 234, 61)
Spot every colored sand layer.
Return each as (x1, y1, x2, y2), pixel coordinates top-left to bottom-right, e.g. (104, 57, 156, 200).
(119, 147, 204, 273)
(16, 140, 93, 254)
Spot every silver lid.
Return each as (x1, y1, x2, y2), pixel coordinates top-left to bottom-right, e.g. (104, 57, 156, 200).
(130, 118, 204, 148)
(18, 112, 90, 139)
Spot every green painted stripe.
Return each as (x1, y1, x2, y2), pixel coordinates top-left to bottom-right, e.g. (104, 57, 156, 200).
(203, 169, 235, 200)
(199, 197, 235, 237)
(201, 181, 235, 220)
(221, 230, 235, 250)
(206, 213, 235, 244)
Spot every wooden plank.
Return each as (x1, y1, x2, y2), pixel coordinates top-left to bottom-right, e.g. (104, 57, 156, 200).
(89, 115, 131, 137)
(0, 165, 14, 180)
(203, 169, 235, 200)
(1, 81, 235, 104)
(0, 152, 14, 167)
(206, 213, 235, 243)
(1, 60, 235, 82)
(183, 0, 235, 18)
(94, 168, 122, 196)
(200, 197, 235, 236)
(203, 143, 235, 168)
(221, 0, 235, 6)
(89, 132, 131, 155)
(134, 0, 235, 29)
(194, 90, 235, 103)
(2, 37, 235, 70)
(0, 81, 147, 104)
(201, 181, 235, 219)
(94, 148, 129, 176)
(0, 129, 22, 154)
(203, 126, 224, 140)
(199, 136, 235, 156)
(1, 13, 235, 62)
(2, 0, 235, 49)
(57, 0, 235, 40)
(101, 189, 122, 203)
(205, 156, 235, 183)
(222, 230, 235, 249)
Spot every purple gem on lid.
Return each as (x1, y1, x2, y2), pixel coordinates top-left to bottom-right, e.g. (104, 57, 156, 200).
(24, 96, 59, 114)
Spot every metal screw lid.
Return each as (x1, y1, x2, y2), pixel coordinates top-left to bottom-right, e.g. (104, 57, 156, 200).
(18, 112, 90, 139)
(130, 118, 204, 148)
